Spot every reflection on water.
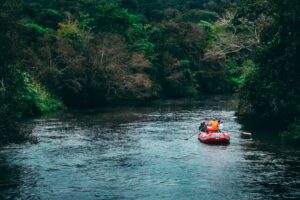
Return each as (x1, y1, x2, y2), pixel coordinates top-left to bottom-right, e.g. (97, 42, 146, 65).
(0, 96, 300, 200)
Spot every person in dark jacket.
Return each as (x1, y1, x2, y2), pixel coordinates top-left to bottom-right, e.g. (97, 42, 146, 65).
(199, 122, 207, 132)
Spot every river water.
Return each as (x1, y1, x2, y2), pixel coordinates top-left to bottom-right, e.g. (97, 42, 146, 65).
(1, 96, 300, 200)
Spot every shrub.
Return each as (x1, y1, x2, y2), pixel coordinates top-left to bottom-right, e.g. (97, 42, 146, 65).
(80, 3, 140, 33)
(280, 119, 300, 144)
(37, 8, 63, 29)
(25, 23, 48, 35)
(130, 39, 155, 58)
(14, 72, 64, 117)
(58, 21, 80, 39)
(225, 59, 255, 87)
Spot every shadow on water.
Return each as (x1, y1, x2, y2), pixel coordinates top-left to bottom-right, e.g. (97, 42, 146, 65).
(0, 155, 21, 200)
(239, 139, 300, 199)
(0, 149, 40, 200)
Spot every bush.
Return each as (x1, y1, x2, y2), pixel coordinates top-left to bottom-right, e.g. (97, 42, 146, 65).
(58, 21, 80, 39)
(25, 23, 48, 35)
(225, 59, 255, 87)
(130, 39, 155, 58)
(198, 20, 216, 44)
(37, 8, 63, 29)
(14, 72, 64, 118)
(80, 3, 140, 33)
(280, 119, 300, 144)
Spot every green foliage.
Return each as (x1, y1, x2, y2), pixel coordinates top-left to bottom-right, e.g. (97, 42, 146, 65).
(0, 67, 61, 143)
(198, 20, 214, 32)
(14, 72, 64, 117)
(225, 59, 255, 86)
(198, 20, 216, 44)
(25, 23, 48, 35)
(182, 59, 190, 67)
(130, 39, 155, 57)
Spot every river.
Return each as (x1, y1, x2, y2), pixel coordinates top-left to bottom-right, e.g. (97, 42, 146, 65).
(1, 96, 300, 200)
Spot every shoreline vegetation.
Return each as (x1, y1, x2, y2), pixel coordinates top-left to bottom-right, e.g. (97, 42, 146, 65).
(0, 0, 299, 144)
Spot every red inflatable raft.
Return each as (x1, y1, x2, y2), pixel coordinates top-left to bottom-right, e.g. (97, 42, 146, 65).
(198, 131, 230, 144)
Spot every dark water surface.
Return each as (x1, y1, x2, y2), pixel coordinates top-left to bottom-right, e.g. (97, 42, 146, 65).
(1, 96, 300, 200)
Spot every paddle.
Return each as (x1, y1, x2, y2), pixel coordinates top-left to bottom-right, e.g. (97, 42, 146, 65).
(240, 131, 252, 137)
(184, 132, 198, 140)
(223, 130, 252, 136)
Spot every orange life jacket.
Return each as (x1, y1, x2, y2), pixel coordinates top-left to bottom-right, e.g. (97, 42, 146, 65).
(208, 120, 219, 131)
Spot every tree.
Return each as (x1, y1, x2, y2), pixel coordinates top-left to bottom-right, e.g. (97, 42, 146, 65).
(238, 0, 300, 126)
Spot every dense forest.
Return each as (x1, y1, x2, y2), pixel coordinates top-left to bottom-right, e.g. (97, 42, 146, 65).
(0, 0, 299, 144)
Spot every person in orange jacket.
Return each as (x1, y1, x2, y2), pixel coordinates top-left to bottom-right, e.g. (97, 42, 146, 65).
(206, 118, 219, 133)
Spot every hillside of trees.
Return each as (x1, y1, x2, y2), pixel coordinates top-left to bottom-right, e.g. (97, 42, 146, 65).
(1, 0, 299, 144)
